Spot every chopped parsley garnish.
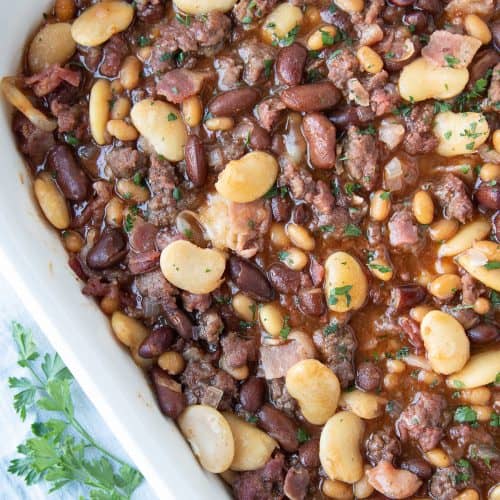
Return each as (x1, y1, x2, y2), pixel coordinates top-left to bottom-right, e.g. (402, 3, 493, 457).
(172, 187, 182, 201)
(434, 101, 452, 113)
(137, 35, 151, 47)
(359, 124, 376, 135)
(328, 285, 353, 307)
(368, 263, 392, 273)
(324, 323, 338, 336)
(393, 103, 413, 117)
(160, 52, 172, 62)
(320, 28, 335, 46)
(490, 412, 499, 427)
(246, 414, 258, 424)
(444, 54, 460, 68)
(264, 59, 273, 79)
(264, 184, 288, 199)
(344, 224, 362, 237)
(124, 213, 135, 233)
(278, 250, 290, 262)
(492, 290, 500, 307)
(241, 15, 253, 24)
(452, 379, 465, 389)
(396, 347, 409, 359)
(132, 172, 143, 186)
(344, 182, 361, 196)
(379, 191, 391, 200)
(297, 428, 310, 444)
(280, 316, 291, 339)
(319, 225, 334, 233)
(276, 25, 300, 47)
(444, 130, 452, 140)
(175, 13, 191, 26)
(167, 113, 177, 121)
(454, 406, 478, 424)
(64, 133, 79, 146)
(484, 261, 500, 270)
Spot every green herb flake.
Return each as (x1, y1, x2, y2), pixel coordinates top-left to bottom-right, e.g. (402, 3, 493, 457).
(297, 428, 310, 444)
(484, 260, 500, 270)
(396, 346, 409, 359)
(380, 191, 391, 200)
(454, 406, 478, 424)
(280, 316, 291, 339)
(320, 28, 335, 46)
(344, 224, 362, 237)
(64, 133, 79, 147)
(264, 59, 273, 79)
(167, 113, 177, 121)
(444, 54, 460, 68)
(444, 130, 452, 140)
(137, 35, 151, 47)
(324, 323, 338, 336)
(359, 124, 376, 135)
(175, 13, 191, 26)
(172, 187, 182, 201)
(133, 172, 143, 186)
(490, 412, 499, 427)
(124, 213, 135, 233)
(328, 285, 353, 307)
(368, 263, 392, 273)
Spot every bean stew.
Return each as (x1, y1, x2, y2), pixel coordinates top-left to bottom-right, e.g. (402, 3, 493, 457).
(2, 0, 500, 498)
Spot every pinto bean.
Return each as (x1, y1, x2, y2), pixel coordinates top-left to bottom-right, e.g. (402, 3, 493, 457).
(299, 439, 320, 468)
(329, 105, 373, 129)
(476, 184, 500, 210)
(302, 113, 336, 169)
(276, 43, 307, 86)
(151, 366, 186, 419)
(208, 87, 260, 117)
(468, 49, 499, 86)
(240, 376, 266, 413)
(257, 404, 299, 452)
(271, 196, 292, 222)
(280, 82, 341, 113)
(268, 263, 301, 294)
(185, 135, 207, 187)
(467, 323, 499, 344)
(86, 228, 127, 270)
(164, 306, 193, 340)
(298, 288, 326, 316)
(356, 362, 382, 391)
(138, 326, 175, 358)
(248, 123, 271, 151)
(229, 256, 274, 302)
(492, 20, 500, 52)
(390, 284, 426, 312)
(400, 458, 432, 479)
(415, 0, 441, 13)
(47, 145, 89, 201)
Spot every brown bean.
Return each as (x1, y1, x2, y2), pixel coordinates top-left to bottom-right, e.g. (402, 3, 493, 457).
(400, 458, 432, 480)
(492, 20, 500, 52)
(47, 145, 89, 201)
(415, 0, 441, 13)
(468, 49, 499, 87)
(248, 123, 271, 151)
(356, 361, 382, 391)
(390, 285, 426, 313)
(391, 0, 415, 5)
(276, 43, 307, 86)
(257, 404, 299, 452)
(467, 323, 499, 344)
(151, 367, 186, 419)
(138, 326, 175, 358)
(208, 88, 260, 117)
(268, 263, 301, 294)
(292, 204, 311, 225)
(164, 306, 193, 340)
(403, 11, 427, 32)
(86, 229, 127, 270)
(299, 439, 320, 468)
(185, 135, 207, 187)
(302, 113, 336, 169)
(229, 256, 274, 302)
(240, 376, 266, 413)
(280, 82, 341, 113)
(298, 288, 326, 316)
(476, 184, 500, 210)
(271, 196, 292, 222)
(329, 105, 373, 129)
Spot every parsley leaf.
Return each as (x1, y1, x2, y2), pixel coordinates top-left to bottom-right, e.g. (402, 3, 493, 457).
(328, 285, 353, 307)
(297, 428, 310, 444)
(484, 261, 500, 270)
(344, 224, 362, 237)
(454, 406, 478, 424)
(7, 323, 143, 498)
(444, 54, 460, 68)
(280, 316, 291, 339)
(368, 263, 392, 273)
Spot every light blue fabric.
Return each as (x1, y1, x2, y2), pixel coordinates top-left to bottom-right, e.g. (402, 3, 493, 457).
(0, 278, 156, 500)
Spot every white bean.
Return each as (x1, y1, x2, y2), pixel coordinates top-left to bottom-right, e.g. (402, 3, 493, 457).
(447, 350, 500, 389)
(89, 80, 112, 145)
(438, 218, 491, 257)
(173, 0, 237, 15)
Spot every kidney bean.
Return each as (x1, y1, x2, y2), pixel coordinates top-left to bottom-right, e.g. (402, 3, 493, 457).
(415, 0, 441, 13)
(268, 263, 301, 294)
(229, 256, 274, 302)
(185, 135, 207, 187)
(276, 43, 307, 86)
(400, 458, 432, 480)
(138, 326, 175, 358)
(86, 228, 127, 270)
(47, 144, 89, 201)
(271, 195, 292, 222)
(400, 316, 424, 353)
(494, 212, 500, 244)
(292, 204, 311, 224)
(320, 7, 352, 32)
(403, 11, 427, 32)
(391, 0, 415, 5)
(302, 113, 336, 169)
(164, 305, 193, 339)
(151, 367, 186, 419)
(240, 376, 266, 413)
(257, 404, 299, 452)
(382, 5, 403, 24)
(208, 87, 260, 117)
(390, 284, 426, 312)
(248, 123, 271, 151)
(280, 82, 341, 113)
(356, 361, 382, 391)
(467, 323, 499, 344)
(299, 439, 320, 468)
(298, 288, 326, 316)
(329, 105, 374, 129)
(469, 50, 499, 88)
(492, 20, 500, 52)
(476, 184, 500, 210)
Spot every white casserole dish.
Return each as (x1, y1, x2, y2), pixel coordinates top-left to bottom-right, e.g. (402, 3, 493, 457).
(0, 2, 230, 498)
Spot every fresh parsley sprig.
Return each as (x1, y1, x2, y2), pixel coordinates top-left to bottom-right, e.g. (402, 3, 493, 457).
(8, 322, 143, 499)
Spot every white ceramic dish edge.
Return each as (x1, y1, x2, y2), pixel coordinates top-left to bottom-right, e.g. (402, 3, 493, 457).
(0, 2, 230, 499)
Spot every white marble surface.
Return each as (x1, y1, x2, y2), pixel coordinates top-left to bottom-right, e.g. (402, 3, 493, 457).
(0, 277, 156, 500)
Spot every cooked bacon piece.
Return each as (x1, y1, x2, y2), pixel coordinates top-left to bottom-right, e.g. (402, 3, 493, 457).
(25, 65, 80, 97)
(156, 69, 213, 104)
